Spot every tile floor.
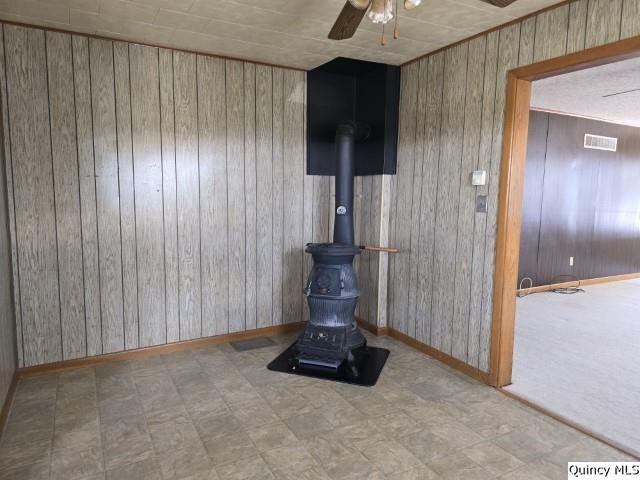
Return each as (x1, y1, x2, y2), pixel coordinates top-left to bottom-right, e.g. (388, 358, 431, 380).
(0, 331, 633, 480)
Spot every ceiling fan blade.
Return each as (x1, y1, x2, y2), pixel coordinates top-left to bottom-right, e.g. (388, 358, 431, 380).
(328, 1, 370, 40)
(477, 0, 518, 6)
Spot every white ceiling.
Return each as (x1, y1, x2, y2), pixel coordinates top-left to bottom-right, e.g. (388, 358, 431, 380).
(532, 57, 640, 128)
(0, 0, 566, 70)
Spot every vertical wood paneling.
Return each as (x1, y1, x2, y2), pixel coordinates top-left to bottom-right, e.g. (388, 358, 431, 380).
(46, 31, 86, 360)
(5, 25, 61, 366)
(479, 23, 521, 372)
(387, 166, 398, 332)
(586, 0, 623, 48)
(328, 178, 336, 241)
(521, 114, 640, 285)
(391, 0, 630, 375)
(406, 58, 428, 338)
(283, 70, 305, 325)
(368, 175, 382, 324)
(226, 60, 246, 333)
(362, 178, 374, 321)
(302, 74, 312, 324)
(72, 35, 102, 357)
(431, 43, 468, 354)
(533, 5, 569, 62)
(518, 17, 536, 66)
(518, 111, 549, 287)
(468, 31, 499, 369)
(312, 176, 330, 244)
(451, 36, 486, 362)
(415, 52, 444, 345)
(159, 48, 180, 344)
(90, 38, 124, 354)
(0, 87, 15, 404)
(198, 55, 228, 336)
(354, 176, 365, 319)
(310, 174, 331, 320)
(0, 23, 16, 401)
(256, 65, 273, 329)
(209, 62, 228, 335)
(113, 42, 139, 350)
(621, 0, 640, 38)
(5, 1, 632, 369)
(244, 63, 258, 331)
(378, 174, 392, 329)
(129, 44, 166, 347)
(272, 68, 284, 326)
(567, 0, 588, 53)
(0, 26, 23, 367)
(5, 25, 317, 367)
(392, 61, 419, 335)
(174, 51, 201, 341)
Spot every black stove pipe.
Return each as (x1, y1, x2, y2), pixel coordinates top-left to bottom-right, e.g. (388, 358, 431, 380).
(333, 122, 370, 245)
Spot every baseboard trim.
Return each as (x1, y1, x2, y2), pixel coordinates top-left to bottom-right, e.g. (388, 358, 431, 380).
(0, 371, 18, 440)
(355, 317, 490, 384)
(356, 318, 389, 337)
(18, 322, 305, 378)
(386, 328, 491, 384)
(517, 272, 640, 295)
(17, 316, 488, 387)
(500, 388, 640, 460)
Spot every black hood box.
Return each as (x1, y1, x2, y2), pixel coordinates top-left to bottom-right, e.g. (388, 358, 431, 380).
(307, 57, 400, 176)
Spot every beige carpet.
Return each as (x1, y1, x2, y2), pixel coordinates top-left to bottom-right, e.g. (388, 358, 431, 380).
(506, 279, 640, 457)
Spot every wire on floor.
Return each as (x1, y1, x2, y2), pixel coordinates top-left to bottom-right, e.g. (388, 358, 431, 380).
(549, 275, 585, 295)
(550, 286, 585, 294)
(517, 277, 534, 297)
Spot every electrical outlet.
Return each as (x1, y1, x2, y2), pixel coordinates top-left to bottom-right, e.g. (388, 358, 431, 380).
(569, 256, 574, 267)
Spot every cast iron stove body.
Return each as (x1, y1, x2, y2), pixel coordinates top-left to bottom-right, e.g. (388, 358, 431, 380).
(296, 242, 364, 372)
(292, 123, 367, 374)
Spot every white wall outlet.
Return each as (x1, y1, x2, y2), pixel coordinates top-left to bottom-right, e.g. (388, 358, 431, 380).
(569, 256, 574, 267)
(471, 170, 487, 186)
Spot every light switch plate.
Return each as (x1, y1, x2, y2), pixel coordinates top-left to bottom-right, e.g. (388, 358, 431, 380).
(472, 170, 487, 186)
(476, 195, 488, 213)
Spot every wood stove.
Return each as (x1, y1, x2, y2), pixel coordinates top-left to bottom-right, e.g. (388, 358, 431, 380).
(268, 123, 389, 386)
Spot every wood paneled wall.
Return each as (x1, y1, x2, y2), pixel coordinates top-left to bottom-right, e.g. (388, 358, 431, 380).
(1, 23, 383, 368)
(392, 0, 640, 373)
(520, 111, 640, 286)
(0, 26, 16, 407)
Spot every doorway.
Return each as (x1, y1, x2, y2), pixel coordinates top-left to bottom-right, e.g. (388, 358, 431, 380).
(489, 36, 640, 456)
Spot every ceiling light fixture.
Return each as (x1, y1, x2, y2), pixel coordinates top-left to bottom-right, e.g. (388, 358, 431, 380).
(330, 0, 519, 43)
(368, 0, 394, 24)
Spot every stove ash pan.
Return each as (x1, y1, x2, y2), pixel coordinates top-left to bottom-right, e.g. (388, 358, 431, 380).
(294, 242, 365, 369)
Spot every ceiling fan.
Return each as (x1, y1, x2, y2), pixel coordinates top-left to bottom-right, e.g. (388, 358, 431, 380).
(328, 0, 518, 41)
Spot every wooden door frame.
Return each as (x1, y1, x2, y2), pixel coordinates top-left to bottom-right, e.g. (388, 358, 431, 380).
(489, 35, 640, 388)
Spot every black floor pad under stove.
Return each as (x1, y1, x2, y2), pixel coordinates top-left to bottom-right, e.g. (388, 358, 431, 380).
(267, 342, 389, 387)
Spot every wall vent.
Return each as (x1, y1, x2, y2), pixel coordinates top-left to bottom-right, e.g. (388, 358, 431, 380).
(584, 134, 618, 152)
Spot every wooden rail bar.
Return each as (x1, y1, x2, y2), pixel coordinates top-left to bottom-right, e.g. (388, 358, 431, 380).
(359, 245, 399, 254)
